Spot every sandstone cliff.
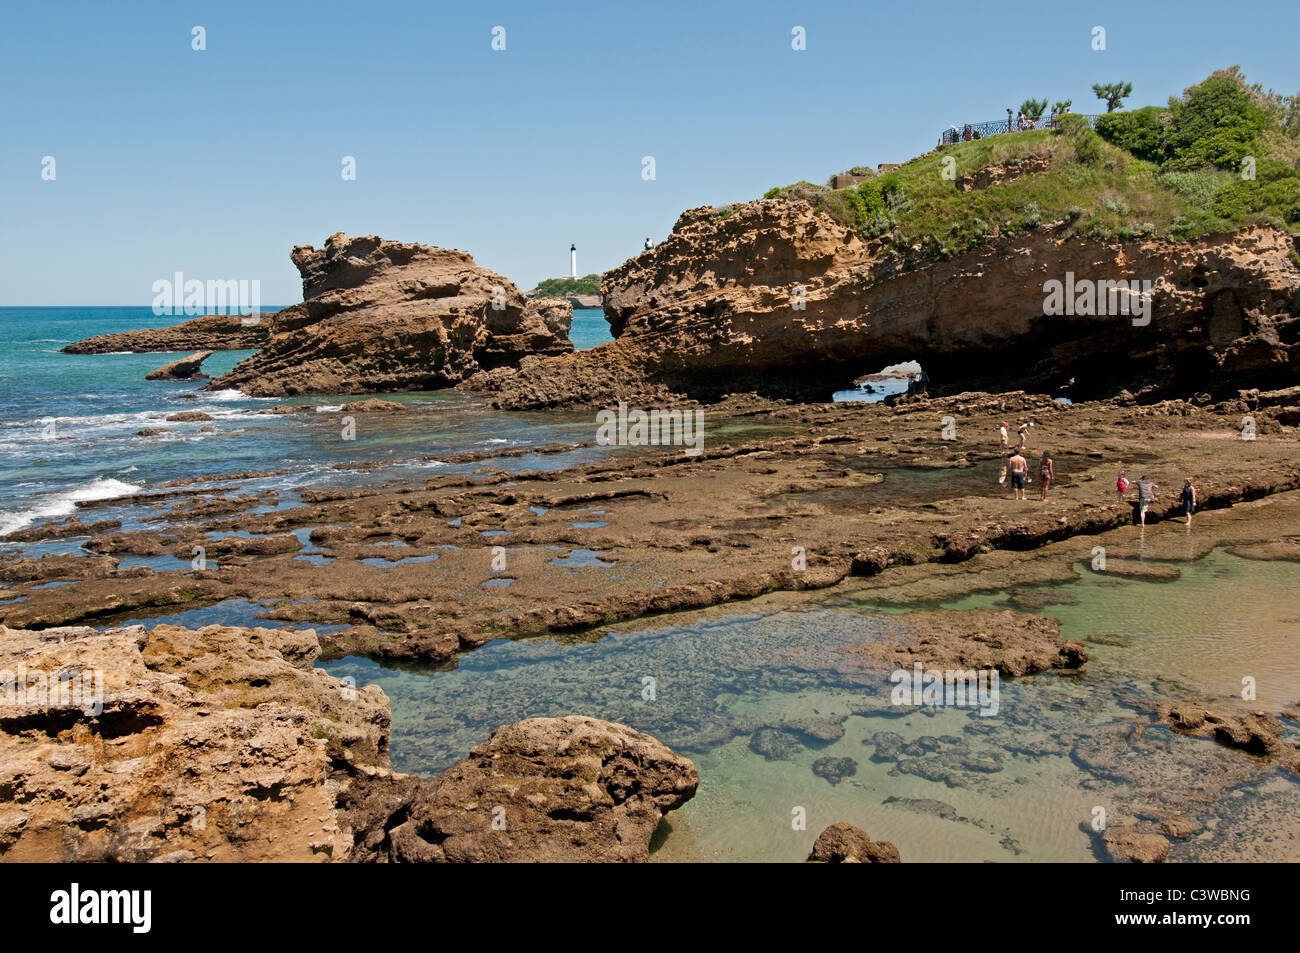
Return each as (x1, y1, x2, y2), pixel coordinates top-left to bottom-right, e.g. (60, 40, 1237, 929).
(206, 233, 573, 396)
(464, 199, 1300, 408)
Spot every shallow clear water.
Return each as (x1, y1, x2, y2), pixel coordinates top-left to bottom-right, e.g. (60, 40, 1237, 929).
(322, 547, 1300, 862)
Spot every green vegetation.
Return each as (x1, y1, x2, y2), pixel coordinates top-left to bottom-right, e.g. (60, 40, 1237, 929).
(1093, 81, 1133, 113)
(529, 274, 602, 297)
(1020, 98, 1048, 121)
(755, 68, 1299, 261)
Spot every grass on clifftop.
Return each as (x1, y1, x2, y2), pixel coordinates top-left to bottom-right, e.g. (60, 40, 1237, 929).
(529, 274, 602, 297)
(759, 68, 1300, 261)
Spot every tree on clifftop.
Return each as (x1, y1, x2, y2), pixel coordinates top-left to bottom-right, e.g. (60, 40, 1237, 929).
(1020, 98, 1048, 122)
(1093, 81, 1133, 113)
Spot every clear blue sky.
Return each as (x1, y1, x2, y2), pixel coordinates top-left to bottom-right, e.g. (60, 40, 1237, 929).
(2, 0, 1297, 305)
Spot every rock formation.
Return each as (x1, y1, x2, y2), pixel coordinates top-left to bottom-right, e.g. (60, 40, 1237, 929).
(63, 314, 268, 354)
(464, 197, 1299, 408)
(145, 350, 213, 380)
(203, 233, 573, 396)
(807, 822, 901, 862)
(0, 621, 396, 862)
(1104, 826, 1170, 863)
(0, 623, 693, 862)
(388, 716, 699, 862)
(847, 608, 1089, 677)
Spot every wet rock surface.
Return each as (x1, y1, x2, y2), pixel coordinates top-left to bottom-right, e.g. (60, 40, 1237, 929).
(846, 608, 1088, 678)
(5, 393, 1297, 669)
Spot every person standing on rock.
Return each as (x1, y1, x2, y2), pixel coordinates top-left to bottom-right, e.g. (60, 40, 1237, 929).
(1038, 451, 1055, 501)
(1180, 477, 1197, 526)
(999, 421, 1009, 447)
(1016, 422, 1030, 451)
(1116, 470, 1129, 503)
(1008, 449, 1029, 500)
(1136, 475, 1158, 526)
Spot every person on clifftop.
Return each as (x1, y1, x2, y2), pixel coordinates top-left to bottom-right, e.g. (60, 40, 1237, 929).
(644, 237, 653, 251)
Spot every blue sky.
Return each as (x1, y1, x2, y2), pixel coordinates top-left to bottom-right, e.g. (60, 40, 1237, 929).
(2, 0, 1297, 305)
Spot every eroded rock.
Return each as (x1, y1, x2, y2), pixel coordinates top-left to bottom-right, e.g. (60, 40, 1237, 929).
(807, 822, 901, 863)
(388, 716, 698, 862)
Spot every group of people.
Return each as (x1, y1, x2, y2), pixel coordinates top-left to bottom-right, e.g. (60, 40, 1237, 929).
(1002, 447, 1054, 501)
(997, 420, 1049, 500)
(993, 420, 1199, 521)
(1116, 472, 1198, 526)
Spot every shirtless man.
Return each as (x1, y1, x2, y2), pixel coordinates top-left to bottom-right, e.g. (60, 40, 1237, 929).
(1008, 449, 1029, 500)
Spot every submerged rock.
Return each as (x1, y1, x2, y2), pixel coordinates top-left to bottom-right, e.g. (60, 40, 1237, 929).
(812, 756, 858, 785)
(388, 716, 698, 862)
(847, 607, 1088, 678)
(807, 822, 901, 863)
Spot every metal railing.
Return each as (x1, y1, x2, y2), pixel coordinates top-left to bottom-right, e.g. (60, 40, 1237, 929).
(939, 114, 1101, 145)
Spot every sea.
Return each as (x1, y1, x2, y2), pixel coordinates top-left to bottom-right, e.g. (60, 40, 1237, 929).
(0, 306, 616, 539)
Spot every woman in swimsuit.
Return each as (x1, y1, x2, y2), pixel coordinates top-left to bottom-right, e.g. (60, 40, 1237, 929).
(1038, 451, 1055, 501)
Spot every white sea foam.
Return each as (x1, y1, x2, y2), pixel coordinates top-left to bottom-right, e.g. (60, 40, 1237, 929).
(0, 477, 143, 537)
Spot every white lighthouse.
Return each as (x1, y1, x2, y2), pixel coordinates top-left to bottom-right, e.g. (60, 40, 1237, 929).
(570, 243, 577, 278)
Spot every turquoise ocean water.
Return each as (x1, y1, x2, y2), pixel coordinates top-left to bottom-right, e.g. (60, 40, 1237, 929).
(0, 306, 613, 538)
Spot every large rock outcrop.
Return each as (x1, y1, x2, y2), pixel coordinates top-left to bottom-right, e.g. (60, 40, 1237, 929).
(464, 198, 1299, 408)
(205, 233, 573, 396)
(0, 621, 396, 862)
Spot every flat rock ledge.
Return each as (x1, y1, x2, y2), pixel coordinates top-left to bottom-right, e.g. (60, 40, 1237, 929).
(806, 822, 901, 863)
(847, 608, 1089, 677)
(0, 624, 694, 863)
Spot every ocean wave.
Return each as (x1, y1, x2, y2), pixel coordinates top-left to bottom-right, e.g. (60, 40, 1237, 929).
(0, 476, 143, 537)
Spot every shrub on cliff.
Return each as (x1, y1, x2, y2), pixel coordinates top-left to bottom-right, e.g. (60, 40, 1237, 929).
(530, 275, 602, 298)
(1212, 158, 1300, 225)
(1095, 106, 1170, 163)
